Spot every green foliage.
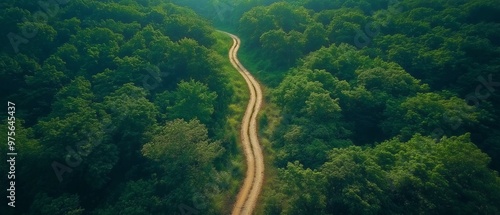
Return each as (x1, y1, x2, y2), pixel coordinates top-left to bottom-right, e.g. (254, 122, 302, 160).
(102, 83, 158, 139)
(322, 146, 388, 214)
(0, 121, 43, 210)
(249, 0, 500, 213)
(264, 162, 327, 215)
(142, 119, 223, 175)
(273, 69, 351, 168)
(324, 8, 369, 44)
(303, 22, 329, 52)
(264, 134, 500, 214)
(0, 0, 236, 214)
(141, 119, 224, 210)
(357, 65, 428, 100)
(3, 0, 500, 213)
(299, 43, 371, 81)
(383, 92, 480, 140)
(166, 80, 218, 125)
(30, 193, 84, 215)
(274, 69, 330, 114)
(95, 179, 163, 215)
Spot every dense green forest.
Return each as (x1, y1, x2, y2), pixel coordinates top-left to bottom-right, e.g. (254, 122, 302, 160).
(1, 0, 243, 214)
(2, 0, 500, 214)
(181, 0, 500, 213)
(228, 0, 500, 214)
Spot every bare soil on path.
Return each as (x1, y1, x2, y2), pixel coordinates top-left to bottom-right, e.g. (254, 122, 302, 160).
(222, 31, 264, 215)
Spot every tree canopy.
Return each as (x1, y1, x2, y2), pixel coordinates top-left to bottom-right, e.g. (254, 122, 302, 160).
(232, 0, 500, 214)
(0, 0, 235, 214)
(2, 0, 500, 214)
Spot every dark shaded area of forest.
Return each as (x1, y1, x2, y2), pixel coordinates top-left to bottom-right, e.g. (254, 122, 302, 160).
(1, 0, 500, 214)
(1, 0, 238, 214)
(229, 0, 500, 214)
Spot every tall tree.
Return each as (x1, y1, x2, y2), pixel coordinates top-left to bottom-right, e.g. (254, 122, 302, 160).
(166, 80, 218, 125)
(141, 119, 224, 208)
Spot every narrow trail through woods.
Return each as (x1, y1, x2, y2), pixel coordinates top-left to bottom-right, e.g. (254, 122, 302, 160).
(222, 31, 264, 215)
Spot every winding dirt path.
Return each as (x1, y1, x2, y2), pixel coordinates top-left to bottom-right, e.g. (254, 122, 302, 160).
(223, 31, 264, 215)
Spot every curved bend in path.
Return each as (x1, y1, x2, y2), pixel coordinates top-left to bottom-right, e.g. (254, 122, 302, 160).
(222, 31, 264, 215)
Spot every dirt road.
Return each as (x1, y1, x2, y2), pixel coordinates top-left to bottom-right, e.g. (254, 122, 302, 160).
(223, 31, 264, 215)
